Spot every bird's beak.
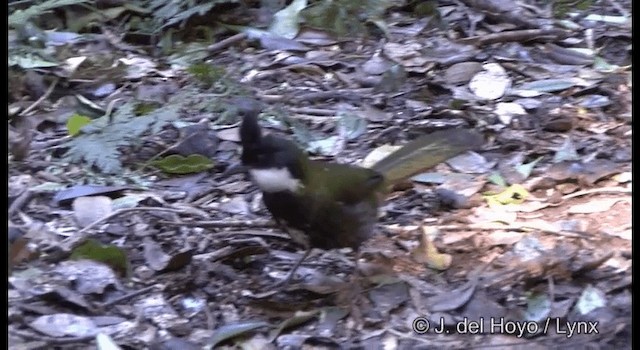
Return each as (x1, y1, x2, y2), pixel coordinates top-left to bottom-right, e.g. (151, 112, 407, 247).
(222, 162, 248, 177)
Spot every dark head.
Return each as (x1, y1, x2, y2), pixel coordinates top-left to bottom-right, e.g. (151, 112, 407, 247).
(239, 109, 300, 168)
(239, 110, 307, 192)
(239, 107, 262, 149)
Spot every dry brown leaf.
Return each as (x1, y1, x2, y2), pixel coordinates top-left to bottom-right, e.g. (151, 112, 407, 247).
(568, 198, 628, 214)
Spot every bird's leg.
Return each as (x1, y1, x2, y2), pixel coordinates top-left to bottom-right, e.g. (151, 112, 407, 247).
(353, 249, 362, 279)
(271, 218, 312, 288)
(275, 247, 312, 288)
(346, 249, 366, 329)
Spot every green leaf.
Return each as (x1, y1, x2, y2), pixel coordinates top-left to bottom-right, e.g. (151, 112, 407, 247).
(151, 154, 214, 174)
(488, 172, 507, 187)
(70, 239, 129, 276)
(553, 138, 580, 163)
(66, 114, 92, 136)
(593, 56, 619, 73)
(515, 156, 543, 180)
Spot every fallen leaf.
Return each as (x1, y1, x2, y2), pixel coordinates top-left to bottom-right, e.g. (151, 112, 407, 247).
(216, 127, 240, 142)
(71, 239, 129, 276)
(53, 185, 130, 205)
(575, 285, 606, 315)
(447, 151, 495, 174)
(66, 114, 92, 136)
(219, 196, 250, 215)
(30, 313, 98, 338)
(268, 310, 319, 341)
(471, 206, 518, 225)
(143, 237, 193, 272)
(206, 321, 270, 349)
(134, 294, 187, 330)
(96, 333, 123, 350)
(441, 230, 476, 245)
(368, 282, 410, 315)
(268, 0, 307, 39)
(553, 138, 580, 163)
(484, 184, 529, 206)
(443, 61, 483, 85)
(411, 227, 452, 270)
(73, 196, 113, 228)
(486, 230, 524, 246)
(426, 279, 477, 312)
(53, 260, 119, 294)
(469, 63, 510, 100)
(568, 198, 626, 214)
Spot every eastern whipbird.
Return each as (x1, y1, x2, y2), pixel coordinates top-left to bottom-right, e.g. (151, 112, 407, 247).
(231, 107, 483, 286)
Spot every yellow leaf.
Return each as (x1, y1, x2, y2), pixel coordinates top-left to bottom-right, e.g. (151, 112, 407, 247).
(411, 226, 452, 270)
(484, 184, 529, 207)
(66, 114, 92, 136)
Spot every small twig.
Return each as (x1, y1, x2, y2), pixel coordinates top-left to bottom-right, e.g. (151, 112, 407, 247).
(227, 230, 290, 240)
(19, 78, 59, 117)
(205, 304, 215, 330)
(561, 186, 631, 200)
(207, 33, 247, 53)
(288, 107, 339, 116)
(36, 169, 64, 182)
(101, 285, 158, 308)
(437, 223, 590, 239)
(459, 28, 570, 46)
(30, 135, 72, 150)
(8, 190, 34, 216)
(257, 93, 286, 103)
(548, 275, 555, 304)
(78, 207, 190, 235)
(60, 207, 192, 252)
(159, 220, 290, 240)
(104, 98, 121, 121)
(294, 89, 371, 103)
(8, 0, 36, 7)
(158, 219, 276, 228)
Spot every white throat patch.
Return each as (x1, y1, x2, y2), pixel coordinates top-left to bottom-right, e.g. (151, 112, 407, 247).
(249, 168, 302, 193)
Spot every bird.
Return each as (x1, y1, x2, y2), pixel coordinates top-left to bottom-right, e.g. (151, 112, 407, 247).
(233, 107, 483, 285)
